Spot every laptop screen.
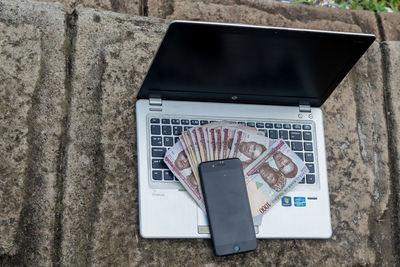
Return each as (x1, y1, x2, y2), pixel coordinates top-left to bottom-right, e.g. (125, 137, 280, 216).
(138, 21, 375, 107)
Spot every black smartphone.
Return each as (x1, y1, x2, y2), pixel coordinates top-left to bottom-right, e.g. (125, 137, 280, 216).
(199, 158, 257, 256)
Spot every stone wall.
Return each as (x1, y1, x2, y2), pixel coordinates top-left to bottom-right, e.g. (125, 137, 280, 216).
(1, 0, 399, 265)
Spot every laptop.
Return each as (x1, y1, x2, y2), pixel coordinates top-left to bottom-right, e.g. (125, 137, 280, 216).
(135, 20, 375, 238)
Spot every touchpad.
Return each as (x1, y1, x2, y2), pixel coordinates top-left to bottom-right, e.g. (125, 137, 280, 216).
(197, 206, 210, 234)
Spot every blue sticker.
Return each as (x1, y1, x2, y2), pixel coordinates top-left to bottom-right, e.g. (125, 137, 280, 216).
(281, 196, 291, 207)
(294, 197, 306, 207)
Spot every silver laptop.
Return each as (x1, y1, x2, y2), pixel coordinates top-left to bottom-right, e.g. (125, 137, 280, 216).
(136, 21, 375, 238)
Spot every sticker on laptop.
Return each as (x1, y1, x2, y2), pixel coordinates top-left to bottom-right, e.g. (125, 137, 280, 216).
(281, 196, 291, 207)
(294, 197, 306, 207)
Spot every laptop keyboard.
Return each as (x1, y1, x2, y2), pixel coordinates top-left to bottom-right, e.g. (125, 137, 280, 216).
(149, 117, 316, 185)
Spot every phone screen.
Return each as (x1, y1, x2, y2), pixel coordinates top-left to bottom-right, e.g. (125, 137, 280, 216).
(199, 158, 257, 256)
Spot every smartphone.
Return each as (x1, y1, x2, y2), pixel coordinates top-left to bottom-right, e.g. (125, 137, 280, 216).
(199, 158, 257, 256)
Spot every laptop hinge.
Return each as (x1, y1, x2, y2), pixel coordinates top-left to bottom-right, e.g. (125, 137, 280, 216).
(299, 104, 311, 113)
(149, 97, 162, 111)
(149, 97, 162, 106)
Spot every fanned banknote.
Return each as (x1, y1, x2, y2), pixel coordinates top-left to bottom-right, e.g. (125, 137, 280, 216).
(164, 122, 308, 226)
(164, 140, 206, 212)
(243, 139, 309, 221)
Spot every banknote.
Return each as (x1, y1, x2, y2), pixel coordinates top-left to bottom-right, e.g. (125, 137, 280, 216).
(164, 121, 307, 226)
(196, 127, 209, 162)
(189, 128, 202, 164)
(206, 127, 216, 161)
(229, 130, 272, 170)
(243, 139, 309, 218)
(179, 133, 200, 181)
(214, 127, 222, 160)
(164, 140, 206, 212)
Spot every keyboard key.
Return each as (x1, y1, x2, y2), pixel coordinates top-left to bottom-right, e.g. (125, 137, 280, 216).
(306, 174, 315, 184)
(162, 125, 172, 135)
(152, 170, 162, 180)
(289, 131, 302, 140)
(306, 163, 315, 173)
(295, 152, 304, 160)
(256, 123, 264, 128)
(200, 120, 209, 125)
(210, 120, 217, 123)
(237, 121, 246, 125)
(151, 125, 161, 135)
(285, 141, 290, 147)
(303, 131, 312, 141)
(299, 177, 305, 184)
(152, 148, 166, 157)
(164, 170, 174, 180)
(173, 126, 183, 136)
(171, 119, 180, 124)
(283, 124, 291, 129)
(274, 123, 282, 129)
(191, 120, 199, 125)
(184, 126, 192, 131)
(247, 122, 255, 127)
(303, 124, 312, 130)
(293, 124, 301, 130)
(164, 136, 173, 146)
(279, 130, 288, 140)
(161, 119, 170, 124)
(150, 118, 160, 123)
(152, 159, 167, 169)
(291, 142, 303, 151)
(181, 119, 189, 125)
(151, 136, 162, 146)
(265, 123, 273, 128)
(174, 137, 179, 143)
(304, 142, 313, 151)
(269, 130, 278, 139)
(305, 153, 314, 162)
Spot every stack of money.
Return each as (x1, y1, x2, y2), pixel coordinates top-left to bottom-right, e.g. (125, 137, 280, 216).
(163, 121, 309, 225)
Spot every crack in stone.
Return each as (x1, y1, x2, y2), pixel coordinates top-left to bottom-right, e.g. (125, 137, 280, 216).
(11, 32, 47, 265)
(375, 12, 387, 42)
(140, 0, 148, 16)
(380, 41, 400, 264)
(84, 47, 108, 266)
(51, 10, 78, 267)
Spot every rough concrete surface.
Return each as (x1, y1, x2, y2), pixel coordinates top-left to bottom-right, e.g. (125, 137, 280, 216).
(1, 0, 400, 265)
(0, 0, 66, 265)
(147, 0, 381, 39)
(41, 0, 141, 14)
(378, 13, 400, 41)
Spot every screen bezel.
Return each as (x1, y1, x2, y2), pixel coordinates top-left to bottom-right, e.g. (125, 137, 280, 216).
(137, 21, 375, 107)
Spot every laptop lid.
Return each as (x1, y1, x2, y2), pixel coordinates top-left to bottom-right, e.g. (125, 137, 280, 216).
(137, 21, 375, 107)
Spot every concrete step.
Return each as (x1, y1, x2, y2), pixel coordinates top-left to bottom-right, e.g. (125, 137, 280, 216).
(0, 0, 399, 265)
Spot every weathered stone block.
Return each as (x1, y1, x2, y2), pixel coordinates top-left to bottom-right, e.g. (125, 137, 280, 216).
(61, 8, 168, 266)
(147, 0, 380, 39)
(63, 8, 393, 265)
(40, 0, 141, 14)
(321, 41, 392, 265)
(0, 0, 66, 265)
(379, 13, 400, 41)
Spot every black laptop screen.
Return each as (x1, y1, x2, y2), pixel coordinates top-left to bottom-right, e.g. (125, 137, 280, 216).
(138, 21, 375, 107)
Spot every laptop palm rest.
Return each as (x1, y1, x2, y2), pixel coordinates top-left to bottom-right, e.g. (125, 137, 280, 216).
(196, 206, 259, 234)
